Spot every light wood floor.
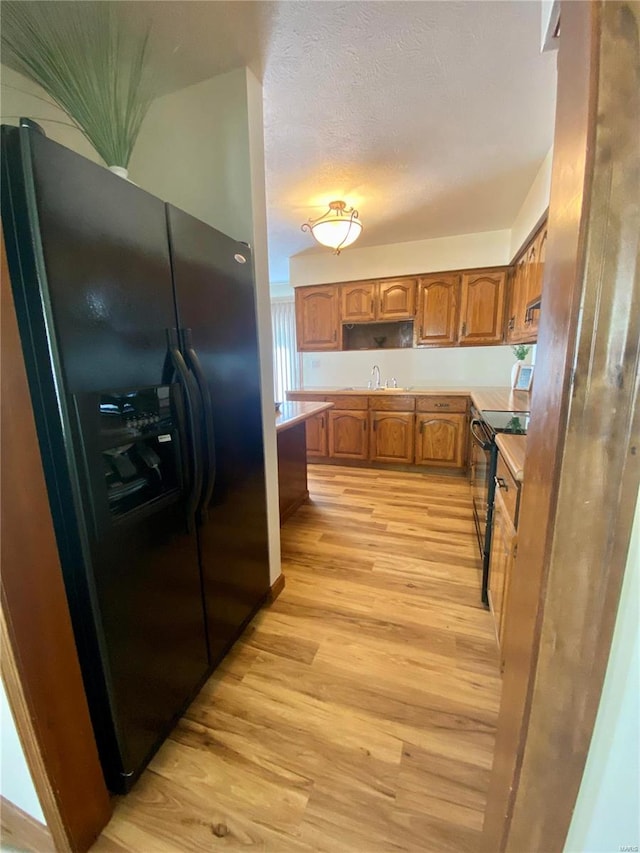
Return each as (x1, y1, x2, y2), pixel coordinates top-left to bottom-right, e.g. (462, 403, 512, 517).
(93, 465, 501, 853)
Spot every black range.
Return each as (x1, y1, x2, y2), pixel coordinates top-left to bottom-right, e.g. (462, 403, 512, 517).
(469, 406, 530, 605)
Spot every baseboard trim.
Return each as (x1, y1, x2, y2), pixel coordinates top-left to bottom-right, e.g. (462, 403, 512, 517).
(267, 573, 286, 604)
(0, 796, 54, 853)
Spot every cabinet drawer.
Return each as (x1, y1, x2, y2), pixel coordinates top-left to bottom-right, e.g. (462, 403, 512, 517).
(495, 453, 520, 526)
(325, 395, 368, 410)
(416, 395, 468, 413)
(368, 395, 415, 411)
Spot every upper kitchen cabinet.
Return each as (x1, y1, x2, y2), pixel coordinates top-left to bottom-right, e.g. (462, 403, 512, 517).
(341, 281, 376, 322)
(295, 284, 341, 351)
(341, 278, 416, 323)
(377, 278, 417, 320)
(415, 274, 460, 346)
(458, 269, 507, 345)
(506, 219, 547, 344)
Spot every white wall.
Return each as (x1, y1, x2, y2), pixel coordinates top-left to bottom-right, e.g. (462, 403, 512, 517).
(509, 148, 553, 257)
(1, 64, 100, 163)
(129, 70, 253, 243)
(131, 69, 281, 583)
(1, 680, 44, 822)
(302, 346, 518, 390)
(564, 491, 640, 853)
(290, 228, 512, 287)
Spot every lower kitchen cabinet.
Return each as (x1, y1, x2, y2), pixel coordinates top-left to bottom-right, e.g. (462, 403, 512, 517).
(305, 411, 328, 457)
(370, 411, 414, 464)
(488, 487, 517, 670)
(328, 410, 369, 460)
(414, 413, 467, 468)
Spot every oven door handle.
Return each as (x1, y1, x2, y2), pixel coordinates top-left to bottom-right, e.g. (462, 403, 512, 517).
(470, 419, 492, 450)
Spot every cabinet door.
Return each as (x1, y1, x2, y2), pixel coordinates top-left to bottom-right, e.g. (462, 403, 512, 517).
(458, 270, 506, 345)
(414, 413, 466, 468)
(506, 256, 529, 343)
(295, 285, 340, 351)
(377, 278, 416, 320)
(341, 281, 376, 322)
(415, 275, 460, 346)
(305, 412, 327, 457)
(370, 412, 414, 464)
(328, 410, 368, 460)
(524, 226, 546, 341)
(488, 489, 517, 669)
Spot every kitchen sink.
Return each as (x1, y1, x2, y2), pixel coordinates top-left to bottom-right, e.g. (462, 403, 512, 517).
(340, 386, 412, 391)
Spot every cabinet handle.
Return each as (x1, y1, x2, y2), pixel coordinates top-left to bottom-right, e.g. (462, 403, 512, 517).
(370, 299, 374, 313)
(494, 475, 508, 491)
(363, 419, 367, 431)
(333, 329, 337, 341)
(373, 419, 377, 431)
(461, 321, 467, 337)
(419, 325, 423, 339)
(508, 316, 515, 330)
(434, 403, 450, 408)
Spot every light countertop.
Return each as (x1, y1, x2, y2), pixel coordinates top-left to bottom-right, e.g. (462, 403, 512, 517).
(496, 434, 528, 482)
(287, 386, 531, 413)
(275, 401, 334, 434)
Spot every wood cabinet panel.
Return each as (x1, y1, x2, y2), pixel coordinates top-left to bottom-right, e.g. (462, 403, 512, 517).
(488, 488, 517, 670)
(414, 413, 466, 468)
(305, 412, 328, 457)
(341, 281, 376, 322)
(295, 285, 340, 351)
(370, 412, 414, 464)
(377, 279, 416, 320)
(328, 410, 368, 460)
(324, 395, 368, 410)
(416, 275, 460, 346)
(507, 220, 547, 344)
(459, 270, 506, 345)
(416, 395, 468, 413)
(495, 454, 520, 525)
(368, 395, 415, 411)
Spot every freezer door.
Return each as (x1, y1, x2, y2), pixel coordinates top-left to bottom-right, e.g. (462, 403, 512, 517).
(166, 205, 270, 664)
(2, 126, 209, 791)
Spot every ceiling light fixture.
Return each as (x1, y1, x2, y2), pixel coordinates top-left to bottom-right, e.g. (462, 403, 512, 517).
(301, 200, 362, 254)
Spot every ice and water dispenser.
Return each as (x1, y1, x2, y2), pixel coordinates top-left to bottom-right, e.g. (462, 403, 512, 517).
(96, 386, 183, 518)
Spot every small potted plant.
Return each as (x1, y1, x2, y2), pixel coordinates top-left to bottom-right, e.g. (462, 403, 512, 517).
(511, 345, 531, 387)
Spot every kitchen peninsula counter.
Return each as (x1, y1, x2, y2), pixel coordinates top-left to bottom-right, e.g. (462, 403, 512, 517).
(276, 401, 334, 524)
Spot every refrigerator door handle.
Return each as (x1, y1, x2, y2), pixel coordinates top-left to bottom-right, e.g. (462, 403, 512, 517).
(181, 328, 216, 521)
(166, 329, 203, 525)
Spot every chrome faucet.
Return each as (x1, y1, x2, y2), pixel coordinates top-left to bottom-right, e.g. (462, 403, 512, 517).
(371, 364, 381, 390)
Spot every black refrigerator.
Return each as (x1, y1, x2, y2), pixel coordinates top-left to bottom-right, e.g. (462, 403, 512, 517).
(1, 123, 270, 792)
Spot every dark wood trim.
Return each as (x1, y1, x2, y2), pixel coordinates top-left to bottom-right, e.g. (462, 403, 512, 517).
(0, 796, 54, 853)
(483, 2, 639, 850)
(507, 208, 549, 266)
(1, 233, 112, 852)
(267, 573, 286, 604)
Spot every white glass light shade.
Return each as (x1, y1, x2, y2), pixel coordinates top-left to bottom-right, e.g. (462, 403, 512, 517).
(301, 201, 363, 254)
(310, 217, 362, 250)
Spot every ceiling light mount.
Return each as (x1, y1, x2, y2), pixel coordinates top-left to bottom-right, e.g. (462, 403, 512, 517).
(301, 200, 363, 254)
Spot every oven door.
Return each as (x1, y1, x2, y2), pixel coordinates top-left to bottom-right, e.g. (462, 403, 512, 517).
(470, 416, 493, 556)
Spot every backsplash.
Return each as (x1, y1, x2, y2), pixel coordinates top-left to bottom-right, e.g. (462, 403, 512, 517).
(301, 345, 527, 388)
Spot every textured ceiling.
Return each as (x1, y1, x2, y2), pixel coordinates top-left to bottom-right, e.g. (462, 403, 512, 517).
(15, 1, 557, 283)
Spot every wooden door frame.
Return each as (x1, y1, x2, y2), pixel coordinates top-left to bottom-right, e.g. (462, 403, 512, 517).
(483, 1, 639, 849)
(1, 233, 112, 852)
